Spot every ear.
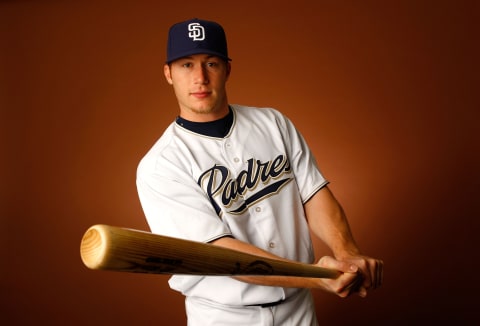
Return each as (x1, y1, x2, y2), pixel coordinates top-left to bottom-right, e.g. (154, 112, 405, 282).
(164, 64, 173, 85)
(225, 62, 231, 80)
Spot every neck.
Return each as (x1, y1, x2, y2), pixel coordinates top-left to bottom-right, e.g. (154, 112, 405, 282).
(179, 103, 230, 122)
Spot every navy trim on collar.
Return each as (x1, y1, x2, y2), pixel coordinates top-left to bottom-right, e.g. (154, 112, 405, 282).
(175, 107, 233, 138)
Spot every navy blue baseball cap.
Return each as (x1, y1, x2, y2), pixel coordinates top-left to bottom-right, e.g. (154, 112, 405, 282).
(166, 18, 231, 64)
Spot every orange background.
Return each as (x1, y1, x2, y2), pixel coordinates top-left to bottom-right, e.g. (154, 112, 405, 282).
(1, 1, 478, 324)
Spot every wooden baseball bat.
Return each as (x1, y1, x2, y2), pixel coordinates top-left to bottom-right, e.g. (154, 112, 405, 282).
(80, 224, 340, 279)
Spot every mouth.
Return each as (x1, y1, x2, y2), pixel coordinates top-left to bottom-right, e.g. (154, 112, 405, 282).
(190, 91, 211, 99)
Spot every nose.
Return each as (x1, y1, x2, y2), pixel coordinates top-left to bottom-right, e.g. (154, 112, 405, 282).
(193, 64, 209, 84)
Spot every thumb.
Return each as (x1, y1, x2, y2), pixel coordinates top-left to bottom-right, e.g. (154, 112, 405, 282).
(318, 256, 358, 273)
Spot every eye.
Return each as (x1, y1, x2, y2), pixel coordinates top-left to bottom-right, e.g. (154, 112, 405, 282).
(182, 62, 193, 68)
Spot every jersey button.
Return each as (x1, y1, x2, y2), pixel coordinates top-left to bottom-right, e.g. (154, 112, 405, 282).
(234, 157, 240, 163)
(255, 207, 261, 212)
(269, 242, 275, 248)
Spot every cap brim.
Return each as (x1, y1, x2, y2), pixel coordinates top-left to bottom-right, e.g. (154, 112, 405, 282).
(166, 49, 231, 64)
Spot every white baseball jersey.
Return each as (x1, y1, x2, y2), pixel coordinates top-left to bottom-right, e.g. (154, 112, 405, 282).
(136, 104, 328, 306)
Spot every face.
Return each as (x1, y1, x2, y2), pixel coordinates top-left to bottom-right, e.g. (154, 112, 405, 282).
(164, 54, 231, 122)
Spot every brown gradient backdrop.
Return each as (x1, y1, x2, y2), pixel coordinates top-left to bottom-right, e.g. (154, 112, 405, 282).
(1, 0, 478, 325)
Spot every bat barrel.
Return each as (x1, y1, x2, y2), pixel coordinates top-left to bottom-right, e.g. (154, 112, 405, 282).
(80, 224, 340, 279)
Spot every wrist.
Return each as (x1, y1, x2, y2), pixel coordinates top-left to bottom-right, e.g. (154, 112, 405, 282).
(333, 244, 361, 260)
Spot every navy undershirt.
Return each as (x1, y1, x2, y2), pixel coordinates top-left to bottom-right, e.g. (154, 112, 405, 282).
(175, 107, 233, 138)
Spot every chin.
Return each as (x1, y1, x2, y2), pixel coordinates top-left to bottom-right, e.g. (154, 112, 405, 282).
(191, 107, 214, 115)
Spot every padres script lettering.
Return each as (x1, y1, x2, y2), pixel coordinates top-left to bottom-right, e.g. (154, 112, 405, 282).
(198, 154, 292, 215)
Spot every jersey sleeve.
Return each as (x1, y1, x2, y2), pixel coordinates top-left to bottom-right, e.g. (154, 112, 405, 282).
(277, 111, 329, 203)
(136, 152, 232, 243)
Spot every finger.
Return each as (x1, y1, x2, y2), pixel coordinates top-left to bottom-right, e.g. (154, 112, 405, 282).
(342, 273, 366, 297)
(376, 259, 384, 288)
(369, 259, 383, 289)
(356, 286, 368, 298)
(363, 258, 383, 290)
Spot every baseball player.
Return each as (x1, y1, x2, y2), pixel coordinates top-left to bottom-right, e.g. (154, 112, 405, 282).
(136, 18, 383, 326)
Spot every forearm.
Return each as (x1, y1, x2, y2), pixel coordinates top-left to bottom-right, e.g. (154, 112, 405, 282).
(211, 226, 365, 297)
(305, 187, 384, 296)
(305, 187, 360, 259)
(210, 236, 321, 288)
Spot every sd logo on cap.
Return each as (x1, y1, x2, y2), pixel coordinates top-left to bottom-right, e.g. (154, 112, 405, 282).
(166, 18, 232, 64)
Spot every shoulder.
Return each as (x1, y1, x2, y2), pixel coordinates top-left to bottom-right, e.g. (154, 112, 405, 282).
(231, 104, 282, 116)
(231, 104, 290, 125)
(137, 122, 178, 175)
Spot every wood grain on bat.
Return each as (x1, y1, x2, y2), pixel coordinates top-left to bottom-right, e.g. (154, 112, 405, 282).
(80, 224, 339, 279)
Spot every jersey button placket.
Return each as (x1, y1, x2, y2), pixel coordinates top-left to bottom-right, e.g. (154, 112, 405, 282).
(224, 140, 241, 165)
(253, 206, 277, 252)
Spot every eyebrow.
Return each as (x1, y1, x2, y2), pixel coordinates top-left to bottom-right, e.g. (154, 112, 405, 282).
(181, 55, 219, 61)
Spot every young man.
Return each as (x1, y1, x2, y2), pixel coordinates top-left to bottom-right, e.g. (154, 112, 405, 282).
(136, 18, 383, 325)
